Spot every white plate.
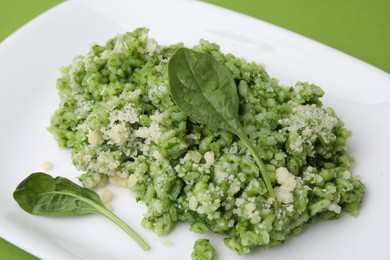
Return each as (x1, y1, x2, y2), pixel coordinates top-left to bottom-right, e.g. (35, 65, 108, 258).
(1, 0, 389, 259)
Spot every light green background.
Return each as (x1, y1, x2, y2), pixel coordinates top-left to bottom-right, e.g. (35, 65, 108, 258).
(0, 0, 389, 259)
(203, 0, 390, 73)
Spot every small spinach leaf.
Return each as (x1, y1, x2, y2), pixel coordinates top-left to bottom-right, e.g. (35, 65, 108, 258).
(13, 172, 149, 250)
(168, 48, 241, 131)
(168, 48, 277, 209)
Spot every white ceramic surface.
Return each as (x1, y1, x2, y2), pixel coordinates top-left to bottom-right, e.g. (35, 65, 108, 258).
(1, 0, 389, 259)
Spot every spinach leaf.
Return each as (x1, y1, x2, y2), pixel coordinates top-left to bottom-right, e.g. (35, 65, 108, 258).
(168, 48, 277, 209)
(13, 172, 149, 250)
(168, 47, 241, 131)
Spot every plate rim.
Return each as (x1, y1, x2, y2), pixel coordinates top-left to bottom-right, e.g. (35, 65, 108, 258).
(1, 0, 389, 259)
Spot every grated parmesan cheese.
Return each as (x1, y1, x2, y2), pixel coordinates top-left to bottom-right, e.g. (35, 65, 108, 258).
(204, 151, 215, 168)
(88, 131, 102, 146)
(275, 167, 297, 204)
(41, 161, 53, 171)
(102, 188, 113, 203)
(109, 176, 127, 187)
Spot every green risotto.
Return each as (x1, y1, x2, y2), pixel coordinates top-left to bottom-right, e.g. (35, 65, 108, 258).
(49, 28, 365, 255)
